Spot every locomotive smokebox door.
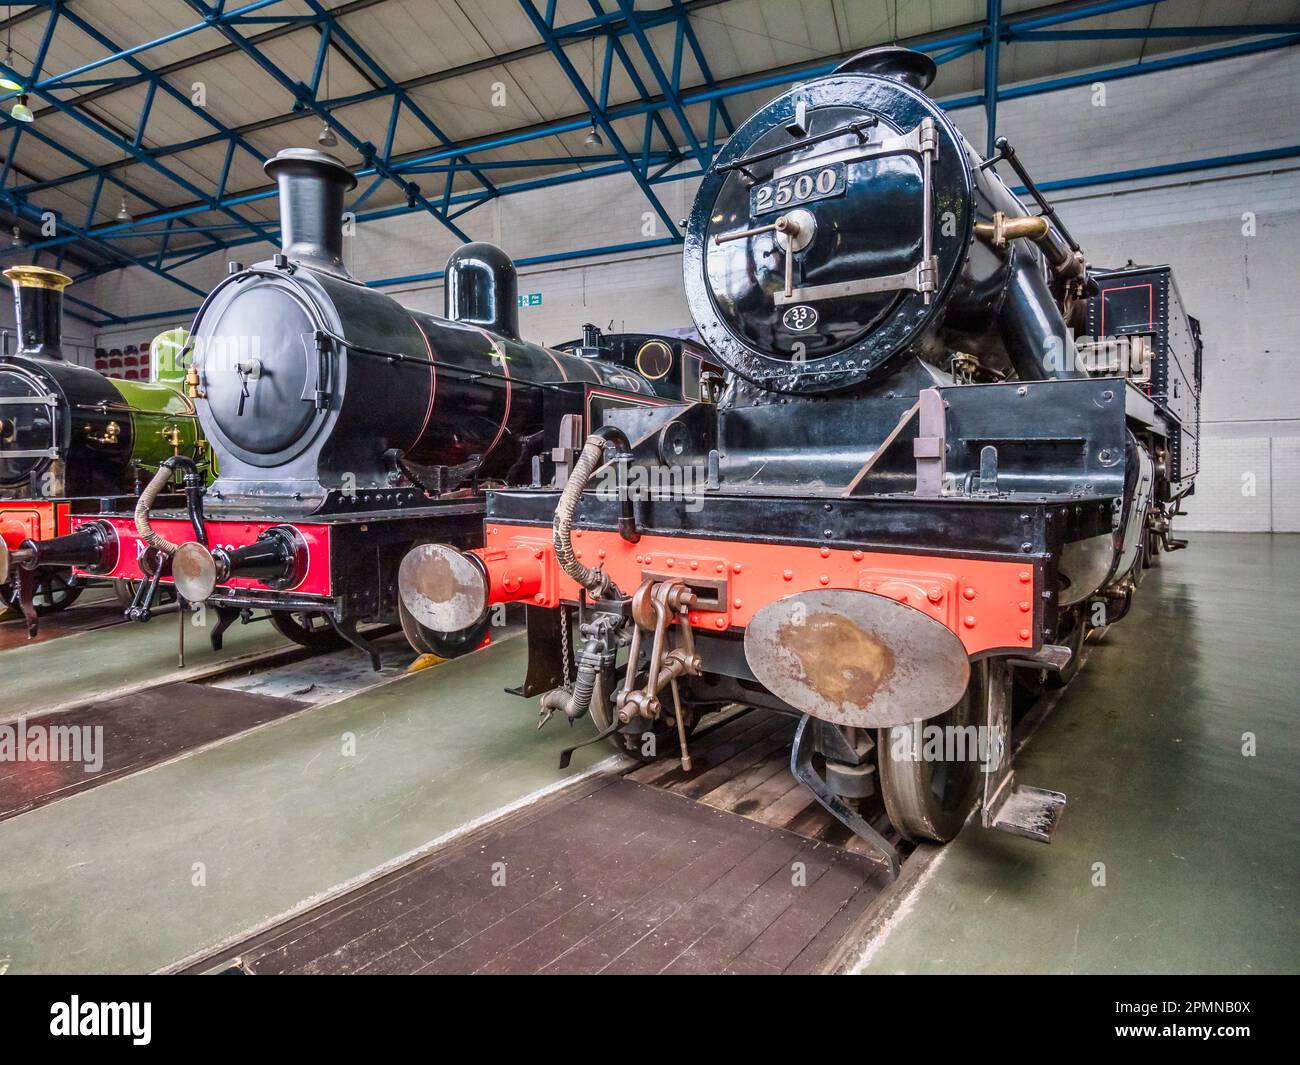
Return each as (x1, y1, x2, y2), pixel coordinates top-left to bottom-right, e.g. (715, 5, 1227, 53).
(684, 47, 973, 393)
(744, 589, 970, 727)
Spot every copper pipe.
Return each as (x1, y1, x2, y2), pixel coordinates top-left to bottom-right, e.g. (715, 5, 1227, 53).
(973, 212, 1050, 246)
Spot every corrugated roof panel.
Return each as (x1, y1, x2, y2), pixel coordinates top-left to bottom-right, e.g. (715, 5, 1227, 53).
(51, 0, 237, 68)
(335, 0, 498, 84)
(1, 0, 1294, 280)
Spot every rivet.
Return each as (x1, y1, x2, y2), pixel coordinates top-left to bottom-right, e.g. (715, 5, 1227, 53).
(1019, 601, 1030, 612)
(689, 613, 698, 624)
(715, 617, 726, 629)
(1019, 629, 1031, 641)
(715, 563, 724, 573)
(819, 547, 830, 558)
(929, 588, 944, 603)
(690, 560, 698, 570)
(782, 569, 794, 581)
(819, 574, 829, 585)
(732, 562, 742, 574)
(575, 550, 582, 558)
(852, 550, 863, 561)
(666, 558, 674, 567)
(573, 530, 581, 538)
(1019, 571, 1031, 583)
(733, 598, 742, 609)
(534, 594, 544, 603)
(963, 615, 976, 628)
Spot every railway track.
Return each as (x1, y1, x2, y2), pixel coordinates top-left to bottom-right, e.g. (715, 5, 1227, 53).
(0, 585, 137, 651)
(176, 646, 1090, 977)
(0, 625, 425, 821)
(0, 612, 1096, 973)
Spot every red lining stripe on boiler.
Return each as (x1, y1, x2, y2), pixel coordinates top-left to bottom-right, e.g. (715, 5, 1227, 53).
(473, 326, 512, 461)
(541, 346, 570, 382)
(409, 314, 438, 451)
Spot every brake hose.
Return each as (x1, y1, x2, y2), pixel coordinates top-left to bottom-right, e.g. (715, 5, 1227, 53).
(135, 456, 207, 556)
(552, 428, 630, 599)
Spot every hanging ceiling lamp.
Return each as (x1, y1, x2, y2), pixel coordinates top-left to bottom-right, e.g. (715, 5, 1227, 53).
(316, 41, 338, 148)
(1, 5, 24, 96)
(8, 93, 32, 122)
(114, 196, 133, 223)
(583, 38, 602, 151)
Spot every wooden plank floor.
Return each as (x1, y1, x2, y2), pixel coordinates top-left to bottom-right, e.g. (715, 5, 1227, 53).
(192, 774, 889, 975)
(191, 712, 896, 975)
(0, 681, 305, 821)
(630, 709, 904, 858)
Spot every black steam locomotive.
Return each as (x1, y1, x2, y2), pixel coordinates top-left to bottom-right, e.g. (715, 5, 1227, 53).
(40, 147, 704, 663)
(396, 47, 1199, 873)
(0, 265, 206, 633)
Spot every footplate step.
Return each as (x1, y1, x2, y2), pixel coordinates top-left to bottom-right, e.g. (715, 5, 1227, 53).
(987, 784, 1067, 843)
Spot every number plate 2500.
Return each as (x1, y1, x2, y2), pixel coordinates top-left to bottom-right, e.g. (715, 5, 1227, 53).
(749, 162, 845, 216)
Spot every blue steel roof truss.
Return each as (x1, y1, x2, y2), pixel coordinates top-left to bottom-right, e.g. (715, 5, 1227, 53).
(0, 0, 1291, 326)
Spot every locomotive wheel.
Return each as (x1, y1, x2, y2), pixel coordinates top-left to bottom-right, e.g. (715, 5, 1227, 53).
(876, 660, 988, 843)
(1045, 605, 1087, 689)
(270, 610, 348, 652)
(397, 599, 489, 659)
(2, 568, 83, 616)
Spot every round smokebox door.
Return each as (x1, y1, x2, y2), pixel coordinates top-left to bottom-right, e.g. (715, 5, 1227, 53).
(684, 73, 972, 392)
(197, 280, 322, 460)
(0, 367, 55, 486)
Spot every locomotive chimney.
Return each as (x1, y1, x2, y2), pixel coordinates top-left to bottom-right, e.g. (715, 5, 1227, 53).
(264, 148, 358, 277)
(833, 46, 937, 90)
(4, 264, 72, 360)
(444, 242, 520, 341)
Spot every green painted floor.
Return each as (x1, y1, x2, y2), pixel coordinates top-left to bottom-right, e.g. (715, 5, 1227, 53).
(858, 533, 1300, 975)
(2, 535, 1294, 975)
(0, 609, 291, 720)
(0, 636, 609, 974)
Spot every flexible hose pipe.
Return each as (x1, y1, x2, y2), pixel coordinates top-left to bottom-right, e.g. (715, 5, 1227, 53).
(135, 464, 182, 556)
(553, 433, 615, 598)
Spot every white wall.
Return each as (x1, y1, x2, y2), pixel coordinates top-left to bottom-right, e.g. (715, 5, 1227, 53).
(80, 46, 1300, 531)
